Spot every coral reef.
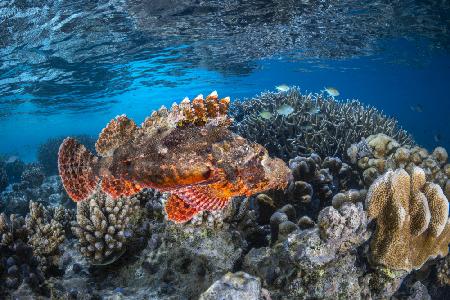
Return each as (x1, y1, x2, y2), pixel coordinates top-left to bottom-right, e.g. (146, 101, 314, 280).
(0, 201, 68, 296)
(71, 189, 142, 264)
(38, 135, 96, 176)
(349, 133, 449, 188)
(366, 166, 450, 271)
(231, 88, 413, 161)
(241, 202, 403, 299)
(286, 153, 363, 217)
(0, 213, 45, 293)
(0, 172, 71, 216)
(0, 162, 7, 192)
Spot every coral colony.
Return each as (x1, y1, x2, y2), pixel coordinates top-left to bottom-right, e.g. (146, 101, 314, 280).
(1, 90, 449, 299)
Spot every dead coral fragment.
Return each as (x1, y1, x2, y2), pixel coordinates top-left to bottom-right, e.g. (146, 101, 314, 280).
(72, 190, 141, 264)
(366, 166, 450, 271)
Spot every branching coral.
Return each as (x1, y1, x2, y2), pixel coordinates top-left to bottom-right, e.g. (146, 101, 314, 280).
(230, 88, 413, 161)
(0, 213, 45, 292)
(366, 166, 450, 271)
(71, 189, 141, 264)
(25, 202, 66, 273)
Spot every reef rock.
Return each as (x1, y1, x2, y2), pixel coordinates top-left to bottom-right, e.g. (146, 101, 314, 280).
(199, 272, 263, 300)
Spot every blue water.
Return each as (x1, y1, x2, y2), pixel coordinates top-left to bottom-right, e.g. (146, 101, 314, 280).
(0, 1, 449, 161)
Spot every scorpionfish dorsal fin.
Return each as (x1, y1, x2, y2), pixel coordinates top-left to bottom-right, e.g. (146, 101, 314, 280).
(95, 114, 139, 157)
(141, 91, 232, 136)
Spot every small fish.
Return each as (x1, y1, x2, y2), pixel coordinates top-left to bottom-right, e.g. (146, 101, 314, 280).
(307, 106, 320, 115)
(5, 155, 19, 163)
(410, 104, 423, 113)
(275, 84, 290, 92)
(434, 133, 442, 142)
(259, 110, 273, 120)
(324, 87, 340, 97)
(277, 104, 294, 116)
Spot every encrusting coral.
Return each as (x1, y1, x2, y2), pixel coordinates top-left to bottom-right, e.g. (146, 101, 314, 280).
(366, 166, 450, 271)
(71, 189, 142, 264)
(230, 88, 413, 161)
(349, 133, 449, 189)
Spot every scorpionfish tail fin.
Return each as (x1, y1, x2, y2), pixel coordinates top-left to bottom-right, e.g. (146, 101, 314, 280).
(165, 193, 199, 223)
(58, 137, 100, 202)
(101, 175, 142, 199)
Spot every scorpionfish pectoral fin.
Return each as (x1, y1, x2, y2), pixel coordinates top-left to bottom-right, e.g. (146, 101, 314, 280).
(101, 175, 143, 199)
(165, 194, 199, 223)
(164, 183, 234, 223)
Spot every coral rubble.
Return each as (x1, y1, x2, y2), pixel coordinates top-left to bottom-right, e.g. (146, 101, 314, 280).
(231, 88, 413, 161)
(366, 166, 450, 271)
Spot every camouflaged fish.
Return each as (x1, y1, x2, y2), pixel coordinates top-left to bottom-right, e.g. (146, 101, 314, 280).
(58, 91, 291, 223)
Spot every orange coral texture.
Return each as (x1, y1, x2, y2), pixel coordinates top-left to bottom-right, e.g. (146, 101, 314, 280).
(58, 91, 290, 223)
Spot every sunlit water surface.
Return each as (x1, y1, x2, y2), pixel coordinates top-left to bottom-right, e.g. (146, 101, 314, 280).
(0, 0, 449, 161)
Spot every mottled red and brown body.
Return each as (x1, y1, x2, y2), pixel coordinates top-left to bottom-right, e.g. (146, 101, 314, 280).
(58, 92, 290, 223)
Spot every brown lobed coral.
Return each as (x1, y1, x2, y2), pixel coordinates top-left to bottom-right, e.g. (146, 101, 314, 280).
(71, 189, 142, 264)
(349, 133, 449, 189)
(231, 88, 413, 161)
(366, 166, 450, 271)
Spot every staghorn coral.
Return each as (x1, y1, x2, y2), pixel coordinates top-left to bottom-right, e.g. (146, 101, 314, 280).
(366, 166, 450, 271)
(350, 134, 449, 188)
(230, 88, 413, 161)
(71, 189, 141, 265)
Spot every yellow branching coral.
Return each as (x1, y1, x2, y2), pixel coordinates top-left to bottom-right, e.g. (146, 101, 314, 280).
(367, 166, 450, 271)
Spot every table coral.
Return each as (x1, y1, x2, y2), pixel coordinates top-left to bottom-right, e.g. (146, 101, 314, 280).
(230, 88, 413, 161)
(366, 166, 450, 271)
(71, 189, 141, 264)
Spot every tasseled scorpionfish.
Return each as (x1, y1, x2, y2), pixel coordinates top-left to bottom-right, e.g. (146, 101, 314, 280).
(58, 91, 291, 223)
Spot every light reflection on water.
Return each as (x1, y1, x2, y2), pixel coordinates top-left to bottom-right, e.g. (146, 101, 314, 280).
(0, 0, 449, 160)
